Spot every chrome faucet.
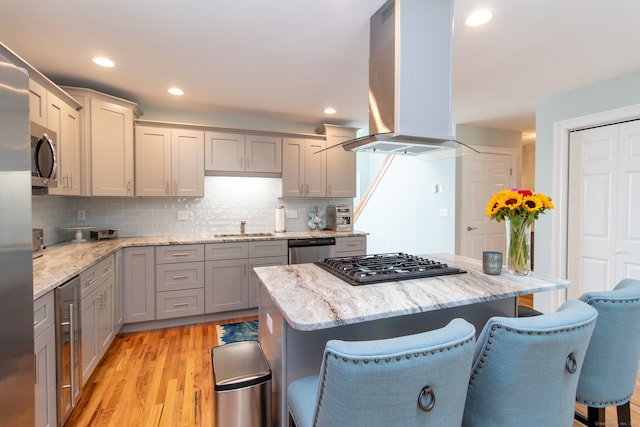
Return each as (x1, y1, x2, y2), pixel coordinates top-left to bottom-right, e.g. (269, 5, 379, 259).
(240, 220, 246, 234)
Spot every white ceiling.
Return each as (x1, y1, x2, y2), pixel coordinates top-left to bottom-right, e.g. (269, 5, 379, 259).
(2, 0, 640, 134)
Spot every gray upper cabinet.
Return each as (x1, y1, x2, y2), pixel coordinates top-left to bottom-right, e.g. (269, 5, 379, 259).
(63, 87, 142, 197)
(322, 124, 358, 198)
(281, 137, 327, 198)
(205, 131, 282, 175)
(135, 124, 204, 197)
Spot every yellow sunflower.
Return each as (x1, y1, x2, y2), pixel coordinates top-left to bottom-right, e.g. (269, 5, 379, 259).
(538, 194, 555, 209)
(485, 197, 503, 216)
(522, 195, 544, 212)
(498, 190, 522, 210)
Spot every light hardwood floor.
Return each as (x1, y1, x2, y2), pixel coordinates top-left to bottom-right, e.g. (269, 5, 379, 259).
(66, 318, 640, 427)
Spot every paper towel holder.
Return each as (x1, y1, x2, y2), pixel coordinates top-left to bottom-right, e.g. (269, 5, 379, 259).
(275, 205, 286, 233)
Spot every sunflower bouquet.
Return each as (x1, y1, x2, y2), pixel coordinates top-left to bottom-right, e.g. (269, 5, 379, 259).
(485, 188, 554, 275)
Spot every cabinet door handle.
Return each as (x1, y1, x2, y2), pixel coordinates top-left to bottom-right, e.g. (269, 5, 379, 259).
(34, 353, 39, 385)
(173, 181, 178, 194)
(172, 275, 189, 280)
(172, 253, 189, 257)
(69, 173, 73, 190)
(173, 302, 189, 307)
(166, 181, 170, 195)
(246, 157, 250, 170)
(306, 184, 309, 195)
(127, 179, 132, 194)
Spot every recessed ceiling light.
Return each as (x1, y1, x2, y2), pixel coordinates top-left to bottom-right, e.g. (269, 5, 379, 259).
(324, 107, 336, 115)
(92, 57, 115, 68)
(168, 87, 184, 96)
(465, 9, 493, 27)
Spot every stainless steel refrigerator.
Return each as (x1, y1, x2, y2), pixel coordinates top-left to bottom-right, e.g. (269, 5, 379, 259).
(0, 52, 36, 425)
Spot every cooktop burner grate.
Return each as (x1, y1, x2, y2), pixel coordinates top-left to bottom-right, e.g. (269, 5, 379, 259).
(315, 253, 466, 285)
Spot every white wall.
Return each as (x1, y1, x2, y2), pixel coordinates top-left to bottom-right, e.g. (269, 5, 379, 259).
(355, 154, 456, 255)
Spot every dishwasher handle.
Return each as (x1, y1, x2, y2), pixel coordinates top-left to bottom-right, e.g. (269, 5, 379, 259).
(288, 237, 336, 248)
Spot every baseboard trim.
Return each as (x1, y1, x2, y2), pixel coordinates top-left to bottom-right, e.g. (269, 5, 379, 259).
(119, 308, 258, 333)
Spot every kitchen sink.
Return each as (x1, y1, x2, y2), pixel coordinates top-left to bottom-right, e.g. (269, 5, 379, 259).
(214, 232, 274, 238)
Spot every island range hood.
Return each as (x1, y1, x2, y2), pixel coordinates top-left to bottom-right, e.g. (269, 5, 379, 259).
(340, 0, 468, 155)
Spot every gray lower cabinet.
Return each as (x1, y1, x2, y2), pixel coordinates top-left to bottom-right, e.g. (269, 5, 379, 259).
(155, 245, 205, 319)
(205, 240, 288, 313)
(115, 249, 123, 331)
(80, 255, 116, 384)
(335, 236, 367, 257)
(34, 291, 56, 427)
(121, 240, 290, 320)
(205, 256, 249, 313)
(123, 247, 155, 323)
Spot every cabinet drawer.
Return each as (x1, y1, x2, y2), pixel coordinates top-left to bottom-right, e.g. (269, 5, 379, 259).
(248, 240, 288, 258)
(33, 291, 55, 338)
(80, 255, 115, 297)
(205, 242, 249, 261)
(335, 237, 366, 255)
(155, 244, 204, 264)
(156, 289, 204, 320)
(156, 262, 205, 292)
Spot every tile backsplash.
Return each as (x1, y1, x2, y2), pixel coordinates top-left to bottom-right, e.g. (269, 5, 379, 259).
(33, 176, 352, 246)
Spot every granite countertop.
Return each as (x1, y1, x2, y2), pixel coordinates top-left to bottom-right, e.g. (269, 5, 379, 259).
(253, 253, 570, 331)
(32, 230, 366, 300)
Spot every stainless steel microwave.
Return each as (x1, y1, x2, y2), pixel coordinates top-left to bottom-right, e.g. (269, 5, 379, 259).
(31, 121, 58, 187)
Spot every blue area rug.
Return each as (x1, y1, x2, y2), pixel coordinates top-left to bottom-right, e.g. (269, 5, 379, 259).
(216, 320, 258, 345)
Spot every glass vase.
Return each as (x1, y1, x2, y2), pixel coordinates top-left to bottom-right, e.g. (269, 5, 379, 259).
(505, 217, 531, 276)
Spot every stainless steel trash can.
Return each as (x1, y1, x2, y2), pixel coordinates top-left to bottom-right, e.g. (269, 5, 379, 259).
(212, 341, 271, 427)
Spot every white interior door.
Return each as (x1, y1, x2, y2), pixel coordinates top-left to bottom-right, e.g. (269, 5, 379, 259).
(567, 120, 640, 299)
(615, 120, 640, 280)
(459, 150, 515, 259)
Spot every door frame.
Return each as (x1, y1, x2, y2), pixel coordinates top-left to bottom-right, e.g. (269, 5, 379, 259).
(457, 145, 518, 258)
(551, 103, 640, 309)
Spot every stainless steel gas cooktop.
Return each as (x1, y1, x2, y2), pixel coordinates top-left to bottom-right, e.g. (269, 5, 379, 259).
(316, 253, 466, 286)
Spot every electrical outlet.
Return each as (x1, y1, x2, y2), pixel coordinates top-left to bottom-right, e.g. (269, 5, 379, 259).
(177, 210, 189, 221)
(266, 313, 273, 334)
(285, 209, 298, 219)
(439, 208, 449, 217)
(77, 210, 86, 221)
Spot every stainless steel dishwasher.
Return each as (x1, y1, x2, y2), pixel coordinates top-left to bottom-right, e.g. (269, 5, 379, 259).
(288, 237, 336, 264)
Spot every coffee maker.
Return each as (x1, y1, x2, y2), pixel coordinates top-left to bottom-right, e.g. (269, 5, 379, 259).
(327, 205, 352, 231)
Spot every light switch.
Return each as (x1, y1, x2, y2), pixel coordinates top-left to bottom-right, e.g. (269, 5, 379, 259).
(439, 208, 449, 216)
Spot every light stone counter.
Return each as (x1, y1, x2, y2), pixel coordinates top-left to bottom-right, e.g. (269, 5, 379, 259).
(32, 230, 366, 300)
(254, 253, 569, 331)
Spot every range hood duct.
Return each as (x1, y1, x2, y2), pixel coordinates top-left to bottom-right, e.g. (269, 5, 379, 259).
(341, 0, 470, 155)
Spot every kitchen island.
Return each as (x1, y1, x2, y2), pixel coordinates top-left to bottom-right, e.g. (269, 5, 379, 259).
(255, 253, 569, 427)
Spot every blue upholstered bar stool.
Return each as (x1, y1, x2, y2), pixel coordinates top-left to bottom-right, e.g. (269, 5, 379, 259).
(287, 318, 476, 427)
(462, 300, 598, 427)
(574, 278, 640, 427)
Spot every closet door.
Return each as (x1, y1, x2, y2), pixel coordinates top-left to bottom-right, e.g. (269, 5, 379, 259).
(567, 120, 640, 299)
(615, 120, 640, 280)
